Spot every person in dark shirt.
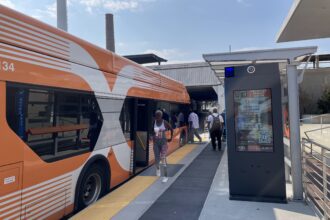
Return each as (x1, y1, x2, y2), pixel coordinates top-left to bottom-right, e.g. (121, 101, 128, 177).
(171, 112, 178, 128)
(178, 111, 185, 127)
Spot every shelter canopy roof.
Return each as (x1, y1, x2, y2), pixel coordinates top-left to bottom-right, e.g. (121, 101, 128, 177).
(277, 0, 330, 42)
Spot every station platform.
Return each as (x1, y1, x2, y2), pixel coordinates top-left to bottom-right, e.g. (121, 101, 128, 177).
(71, 141, 319, 220)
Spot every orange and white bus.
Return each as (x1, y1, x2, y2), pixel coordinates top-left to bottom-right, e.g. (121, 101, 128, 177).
(0, 5, 190, 220)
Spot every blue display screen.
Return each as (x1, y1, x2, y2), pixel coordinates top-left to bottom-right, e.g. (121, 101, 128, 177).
(225, 67, 235, 78)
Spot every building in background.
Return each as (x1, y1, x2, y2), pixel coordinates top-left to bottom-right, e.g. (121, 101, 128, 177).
(148, 62, 224, 130)
(150, 62, 224, 112)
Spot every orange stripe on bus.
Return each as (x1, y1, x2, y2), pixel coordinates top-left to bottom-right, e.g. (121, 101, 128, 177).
(1, 192, 72, 220)
(0, 181, 72, 215)
(0, 59, 91, 92)
(0, 24, 70, 53)
(1, 43, 71, 66)
(0, 33, 69, 58)
(0, 12, 69, 46)
(0, 50, 71, 70)
(0, 19, 70, 49)
(108, 152, 130, 188)
(22, 182, 72, 205)
(24, 195, 71, 220)
(0, 175, 71, 207)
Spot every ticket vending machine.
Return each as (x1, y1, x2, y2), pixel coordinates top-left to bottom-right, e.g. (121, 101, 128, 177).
(225, 63, 286, 203)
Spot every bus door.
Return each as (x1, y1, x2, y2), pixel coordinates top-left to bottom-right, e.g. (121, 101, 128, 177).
(133, 99, 151, 172)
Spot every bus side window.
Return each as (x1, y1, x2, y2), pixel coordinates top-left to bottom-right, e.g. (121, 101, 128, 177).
(6, 84, 103, 162)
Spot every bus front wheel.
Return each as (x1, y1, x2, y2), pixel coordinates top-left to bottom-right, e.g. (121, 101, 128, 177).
(76, 164, 107, 211)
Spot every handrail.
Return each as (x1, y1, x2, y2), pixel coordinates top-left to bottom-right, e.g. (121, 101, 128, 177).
(301, 114, 330, 138)
(28, 124, 88, 135)
(304, 126, 330, 140)
(136, 131, 147, 151)
(300, 113, 330, 122)
(302, 138, 330, 220)
(302, 137, 330, 151)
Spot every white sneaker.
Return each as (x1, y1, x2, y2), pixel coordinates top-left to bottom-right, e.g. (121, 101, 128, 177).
(156, 169, 161, 177)
(162, 177, 168, 183)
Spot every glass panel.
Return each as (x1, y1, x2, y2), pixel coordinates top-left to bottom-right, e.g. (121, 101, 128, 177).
(57, 93, 79, 126)
(6, 84, 103, 162)
(120, 99, 132, 141)
(170, 103, 179, 128)
(234, 89, 274, 152)
(26, 89, 55, 155)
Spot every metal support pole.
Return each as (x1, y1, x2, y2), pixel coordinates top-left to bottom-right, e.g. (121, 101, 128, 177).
(57, 0, 68, 31)
(321, 116, 324, 135)
(287, 63, 303, 200)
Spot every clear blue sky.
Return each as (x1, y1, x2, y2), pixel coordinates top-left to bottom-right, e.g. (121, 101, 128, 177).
(2, 0, 330, 63)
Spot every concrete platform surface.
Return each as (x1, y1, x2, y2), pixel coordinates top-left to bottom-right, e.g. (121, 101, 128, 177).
(112, 142, 208, 220)
(199, 147, 319, 220)
(72, 139, 319, 220)
(140, 143, 223, 220)
(71, 143, 208, 220)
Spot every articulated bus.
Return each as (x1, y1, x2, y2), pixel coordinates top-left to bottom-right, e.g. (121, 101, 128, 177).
(0, 5, 190, 220)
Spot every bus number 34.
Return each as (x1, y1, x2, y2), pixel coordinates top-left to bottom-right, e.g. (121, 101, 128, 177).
(1, 61, 15, 72)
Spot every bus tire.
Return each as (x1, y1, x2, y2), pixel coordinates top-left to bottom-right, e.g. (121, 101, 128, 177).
(75, 163, 108, 212)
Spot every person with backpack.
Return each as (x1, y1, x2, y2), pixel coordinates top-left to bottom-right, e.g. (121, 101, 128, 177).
(207, 108, 224, 151)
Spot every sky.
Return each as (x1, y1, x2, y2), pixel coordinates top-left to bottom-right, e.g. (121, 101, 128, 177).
(1, 0, 330, 63)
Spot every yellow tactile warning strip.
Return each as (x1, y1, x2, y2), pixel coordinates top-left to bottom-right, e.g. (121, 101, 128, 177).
(167, 144, 198, 164)
(71, 144, 199, 220)
(71, 176, 158, 220)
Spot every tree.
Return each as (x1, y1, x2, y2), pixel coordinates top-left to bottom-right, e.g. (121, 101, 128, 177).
(318, 89, 330, 114)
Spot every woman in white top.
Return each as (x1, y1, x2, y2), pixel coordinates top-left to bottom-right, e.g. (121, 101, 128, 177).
(153, 110, 173, 183)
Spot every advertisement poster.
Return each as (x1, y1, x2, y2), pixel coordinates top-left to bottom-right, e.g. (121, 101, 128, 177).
(234, 89, 274, 152)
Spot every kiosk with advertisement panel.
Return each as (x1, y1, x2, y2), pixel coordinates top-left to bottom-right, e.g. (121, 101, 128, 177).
(225, 63, 286, 203)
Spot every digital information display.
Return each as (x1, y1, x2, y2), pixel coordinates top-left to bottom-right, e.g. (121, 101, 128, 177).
(234, 89, 274, 152)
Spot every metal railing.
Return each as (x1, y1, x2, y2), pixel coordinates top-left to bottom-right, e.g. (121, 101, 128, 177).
(304, 126, 330, 140)
(302, 138, 330, 220)
(301, 114, 330, 133)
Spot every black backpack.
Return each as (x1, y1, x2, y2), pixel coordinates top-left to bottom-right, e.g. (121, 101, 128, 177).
(210, 114, 222, 132)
